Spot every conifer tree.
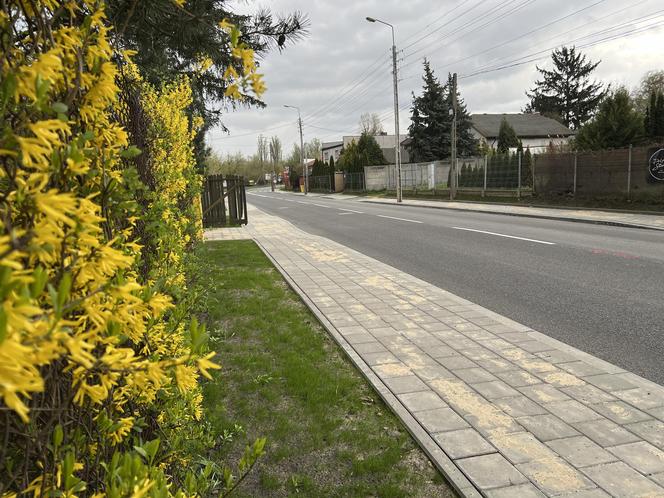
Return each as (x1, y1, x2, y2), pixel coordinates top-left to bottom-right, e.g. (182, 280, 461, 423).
(497, 118, 520, 153)
(525, 46, 606, 129)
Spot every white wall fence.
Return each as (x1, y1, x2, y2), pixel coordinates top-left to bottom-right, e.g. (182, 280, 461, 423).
(365, 159, 485, 191)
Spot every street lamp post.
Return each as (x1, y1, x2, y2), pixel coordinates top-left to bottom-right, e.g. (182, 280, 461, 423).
(284, 104, 307, 195)
(366, 16, 402, 203)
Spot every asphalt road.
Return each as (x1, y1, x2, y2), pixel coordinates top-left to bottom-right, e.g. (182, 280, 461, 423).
(247, 189, 664, 384)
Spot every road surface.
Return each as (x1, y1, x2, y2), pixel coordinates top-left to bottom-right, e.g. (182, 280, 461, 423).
(247, 190, 664, 384)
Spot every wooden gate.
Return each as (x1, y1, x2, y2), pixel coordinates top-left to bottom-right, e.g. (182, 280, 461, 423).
(201, 175, 248, 227)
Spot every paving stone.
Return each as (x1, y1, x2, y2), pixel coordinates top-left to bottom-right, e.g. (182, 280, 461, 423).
(591, 401, 652, 425)
(559, 361, 608, 377)
(351, 341, 388, 354)
(519, 384, 572, 404)
(362, 351, 400, 366)
(651, 472, 664, 487)
(581, 462, 664, 498)
(437, 355, 478, 370)
(344, 332, 377, 345)
(517, 414, 580, 441)
(574, 419, 641, 447)
(472, 380, 520, 400)
(371, 362, 412, 378)
(495, 396, 548, 418)
(615, 387, 664, 411)
(517, 457, 597, 495)
(453, 367, 497, 384)
(398, 391, 447, 412)
(383, 375, 429, 394)
(488, 431, 558, 465)
(413, 364, 455, 382)
(456, 453, 528, 490)
(483, 338, 515, 351)
(546, 436, 617, 467)
(648, 407, 664, 421)
(428, 344, 457, 358)
(433, 428, 496, 460)
(536, 370, 586, 388)
(584, 374, 640, 392)
(545, 400, 603, 424)
(519, 340, 554, 354)
(626, 420, 664, 450)
(608, 441, 664, 475)
(485, 483, 545, 497)
(414, 407, 470, 433)
(460, 347, 498, 362)
(496, 370, 541, 387)
(535, 349, 581, 364)
(474, 357, 515, 373)
(563, 384, 616, 405)
(554, 490, 611, 498)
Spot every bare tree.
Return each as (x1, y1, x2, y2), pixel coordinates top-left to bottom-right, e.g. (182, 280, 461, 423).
(359, 112, 384, 135)
(257, 134, 269, 182)
(269, 136, 282, 190)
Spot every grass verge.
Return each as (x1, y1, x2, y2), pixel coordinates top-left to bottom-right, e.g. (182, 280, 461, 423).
(196, 240, 455, 497)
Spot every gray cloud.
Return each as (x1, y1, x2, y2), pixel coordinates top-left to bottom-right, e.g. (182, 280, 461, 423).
(208, 0, 664, 156)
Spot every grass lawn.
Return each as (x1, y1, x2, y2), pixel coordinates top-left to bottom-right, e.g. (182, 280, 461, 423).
(197, 240, 455, 498)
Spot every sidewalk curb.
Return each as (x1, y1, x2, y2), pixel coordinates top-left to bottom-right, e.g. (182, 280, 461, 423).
(360, 199, 664, 232)
(253, 236, 481, 498)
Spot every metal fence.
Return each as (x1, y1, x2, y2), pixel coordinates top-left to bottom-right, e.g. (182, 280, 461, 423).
(344, 172, 365, 191)
(309, 175, 332, 192)
(534, 145, 664, 199)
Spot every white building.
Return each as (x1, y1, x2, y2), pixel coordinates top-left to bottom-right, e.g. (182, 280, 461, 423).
(322, 141, 343, 164)
(470, 113, 575, 152)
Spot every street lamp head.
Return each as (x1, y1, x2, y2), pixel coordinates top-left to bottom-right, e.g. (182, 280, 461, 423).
(366, 16, 376, 22)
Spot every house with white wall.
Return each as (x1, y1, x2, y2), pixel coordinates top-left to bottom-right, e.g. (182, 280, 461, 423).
(470, 113, 575, 152)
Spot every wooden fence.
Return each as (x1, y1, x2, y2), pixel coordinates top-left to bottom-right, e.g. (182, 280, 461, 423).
(201, 175, 248, 227)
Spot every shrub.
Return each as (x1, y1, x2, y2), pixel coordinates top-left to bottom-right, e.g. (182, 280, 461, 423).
(0, 2, 264, 495)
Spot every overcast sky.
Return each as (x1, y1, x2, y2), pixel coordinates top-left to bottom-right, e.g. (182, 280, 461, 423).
(208, 0, 664, 157)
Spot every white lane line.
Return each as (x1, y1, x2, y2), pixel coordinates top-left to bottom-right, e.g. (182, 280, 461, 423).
(338, 208, 364, 214)
(296, 201, 310, 205)
(377, 215, 423, 224)
(313, 203, 331, 208)
(452, 227, 556, 245)
(278, 207, 289, 210)
(338, 212, 353, 216)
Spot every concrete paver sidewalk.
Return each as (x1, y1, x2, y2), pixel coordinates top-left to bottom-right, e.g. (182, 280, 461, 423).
(210, 207, 664, 497)
(280, 190, 664, 231)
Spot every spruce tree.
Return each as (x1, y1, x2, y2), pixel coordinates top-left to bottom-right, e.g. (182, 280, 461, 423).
(407, 60, 451, 162)
(497, 118, 520, 153)
(526, 46, 606, 129)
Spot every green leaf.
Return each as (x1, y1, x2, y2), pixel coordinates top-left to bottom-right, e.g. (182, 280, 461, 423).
(120, 146, 142, 159)
(53, 424, 63, 449)
(52, 102, 68, 114)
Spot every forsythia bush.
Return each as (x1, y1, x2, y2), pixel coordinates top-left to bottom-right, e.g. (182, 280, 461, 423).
(0, 1, 265, 496)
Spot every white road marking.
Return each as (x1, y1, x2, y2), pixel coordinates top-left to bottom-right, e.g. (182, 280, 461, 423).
(313, 203, 331, 208)
(278, 207, 289, 210)
(377, 215, 423, 224)
(452, 227, 556, 245)
(338, 208, 364, 214)
(338, 212, 353, 216)
(297, 201, 310, 205)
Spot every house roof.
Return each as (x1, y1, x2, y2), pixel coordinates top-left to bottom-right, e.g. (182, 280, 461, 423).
(322, 141, 343, 151)
(470, 113, 574, 139)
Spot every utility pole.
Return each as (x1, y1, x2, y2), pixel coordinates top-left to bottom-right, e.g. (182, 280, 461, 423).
(450, 73, 458, 200)
(366, 16, 402, 203)
(284, 105, 307, 194)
